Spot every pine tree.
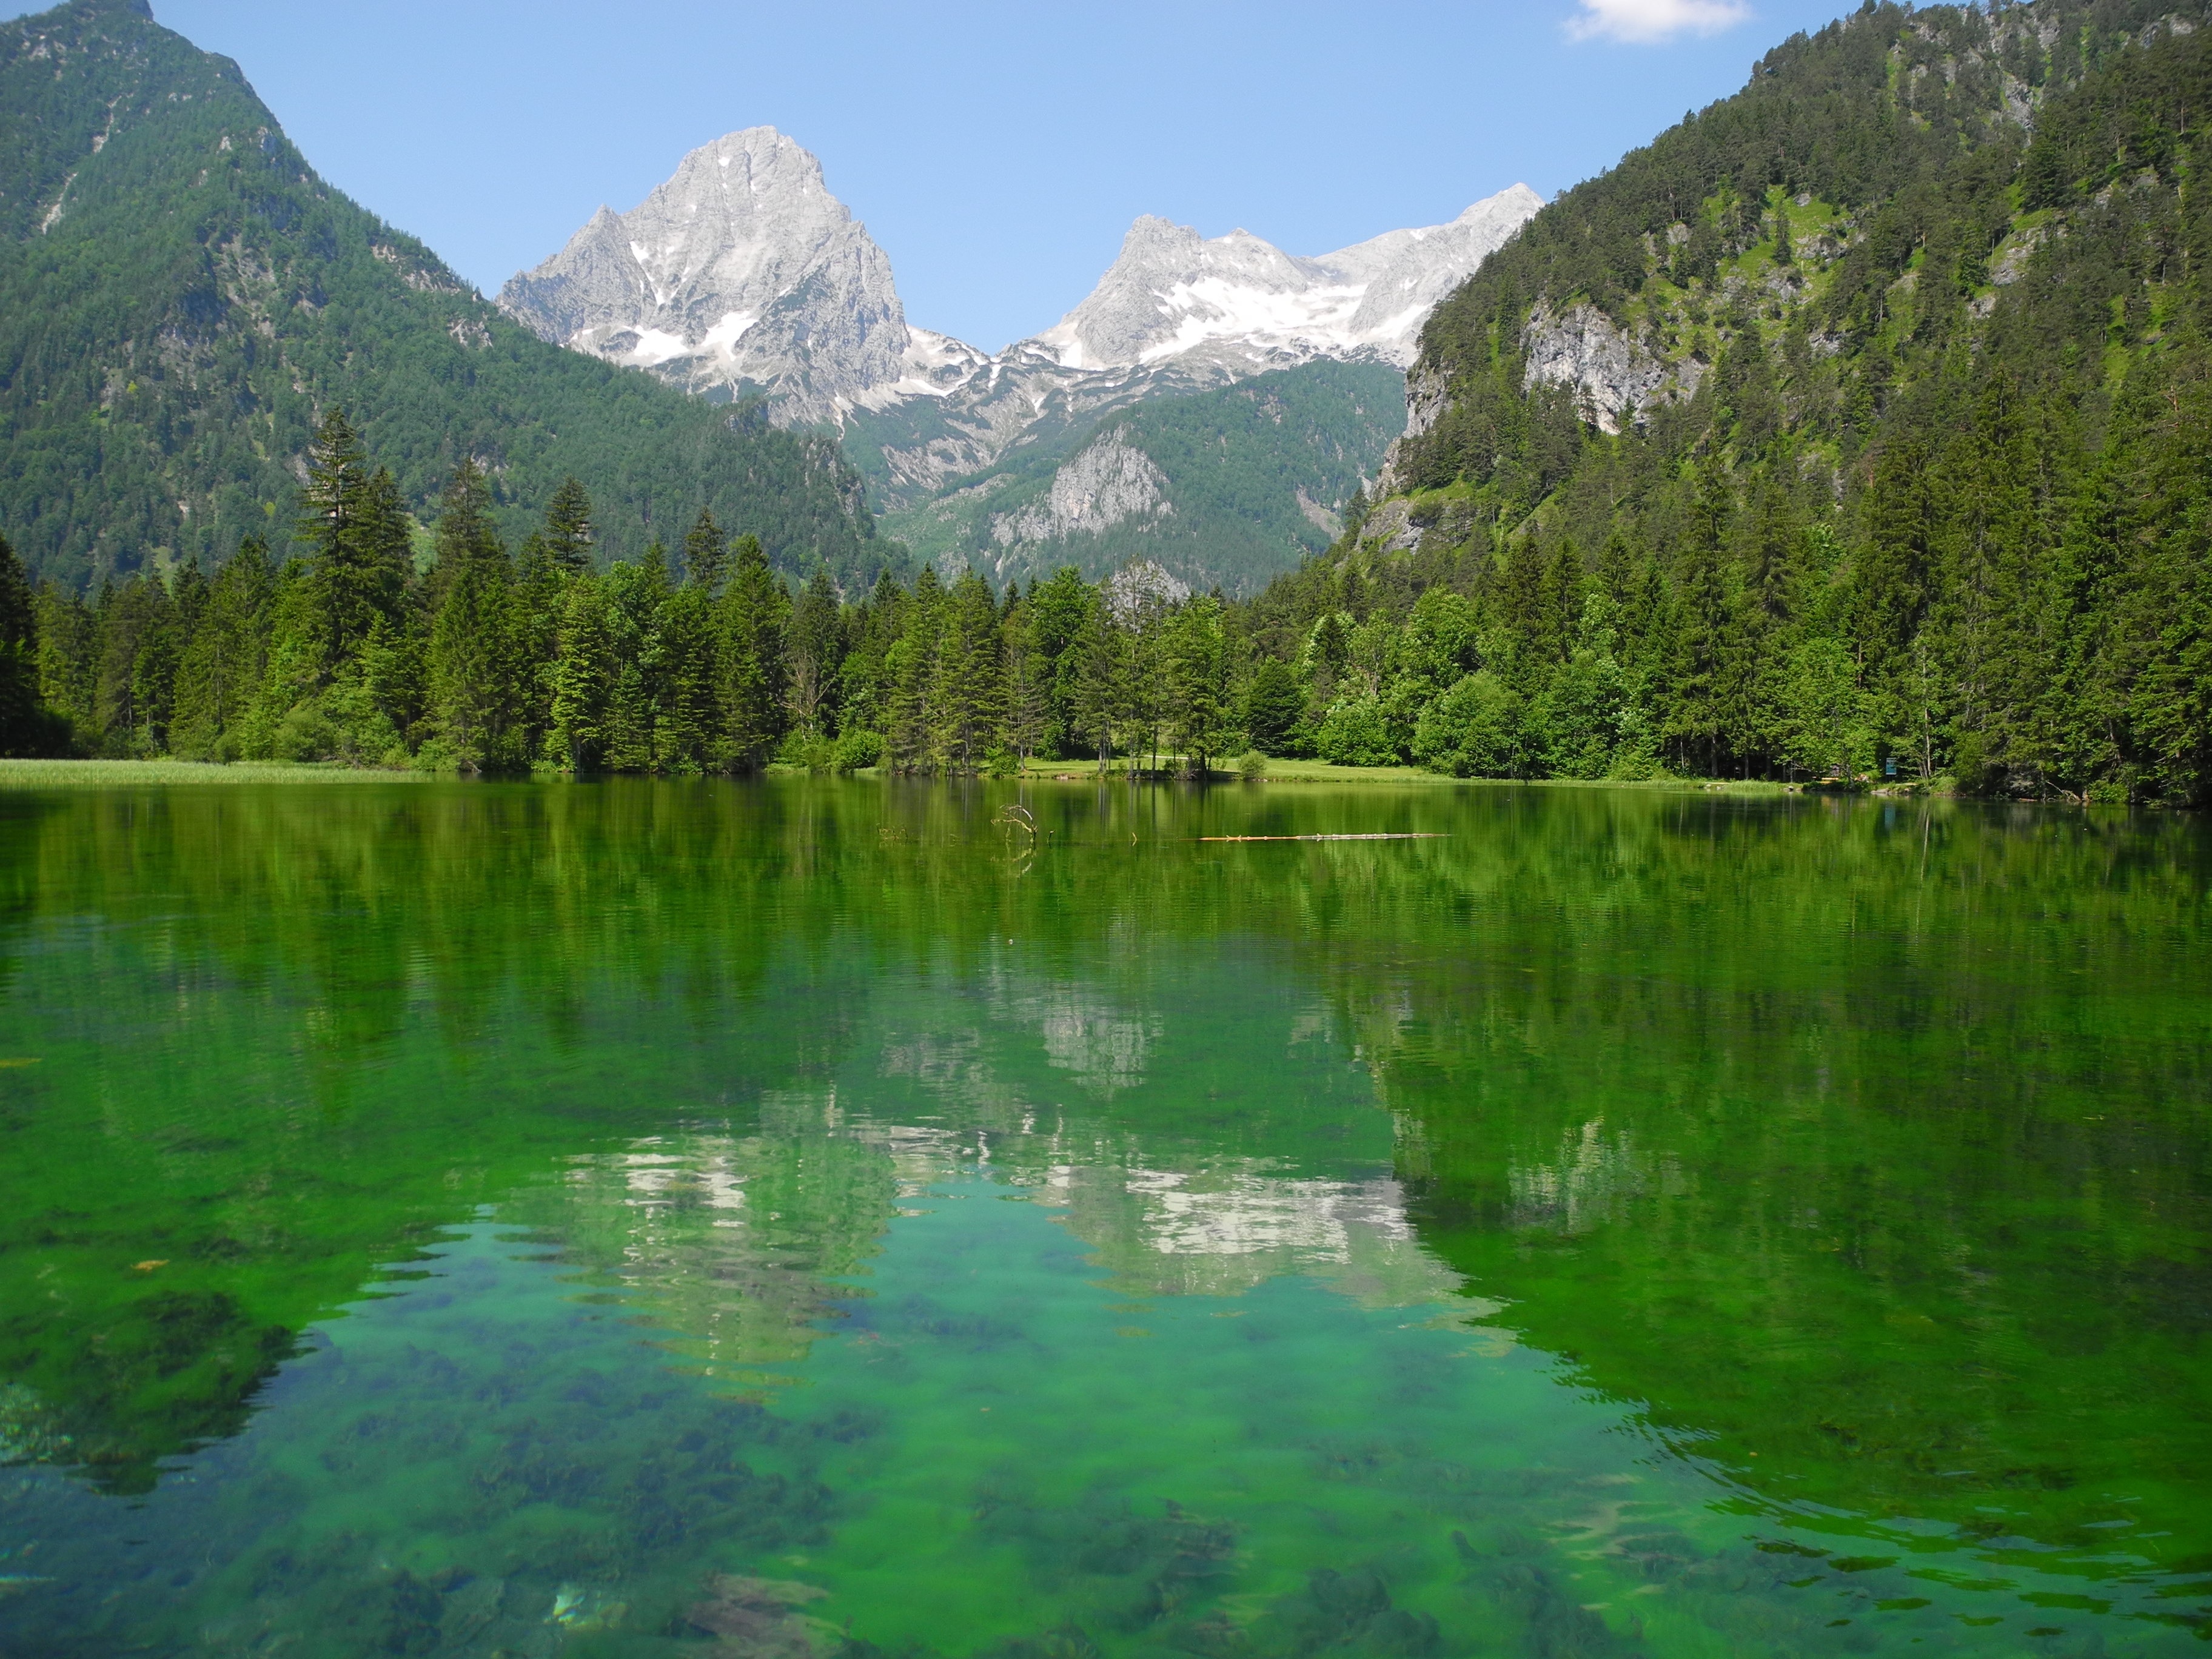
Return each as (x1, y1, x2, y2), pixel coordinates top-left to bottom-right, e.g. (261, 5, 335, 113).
(683, 508, 728, 597)
(427, 459, 521, 772)
(543, 477, 596, 573)
(718, 533, 786, 771)
(0, 533, 47, 757)
(545, 575, 616, 773)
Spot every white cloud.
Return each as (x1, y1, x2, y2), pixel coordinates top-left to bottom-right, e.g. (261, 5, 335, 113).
(1566, 0, 1753, 43)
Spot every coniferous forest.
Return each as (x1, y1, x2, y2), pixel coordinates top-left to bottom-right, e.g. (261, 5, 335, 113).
(0, 410, 1244, 777)
(1285, 0, 2212, 805)
(4, 0, 2211, 801)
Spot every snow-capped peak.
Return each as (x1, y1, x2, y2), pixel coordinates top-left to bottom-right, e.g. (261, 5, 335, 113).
(1030, 184, 1544, 374)
(497, 126, 914, 426)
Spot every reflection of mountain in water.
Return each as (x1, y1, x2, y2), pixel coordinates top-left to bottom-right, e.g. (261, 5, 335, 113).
(501, 1098, 900, 1390)
(0, 777, 2202, 1614)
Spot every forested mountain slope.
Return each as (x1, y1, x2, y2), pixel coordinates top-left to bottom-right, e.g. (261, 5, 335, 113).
(1261, 0, 2212, 803)
(880, 361, 1404, 597)
(0, 0, 890, 589)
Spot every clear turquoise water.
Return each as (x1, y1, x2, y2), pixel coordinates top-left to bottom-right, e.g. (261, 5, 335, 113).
(0, 779, 2204, 1657)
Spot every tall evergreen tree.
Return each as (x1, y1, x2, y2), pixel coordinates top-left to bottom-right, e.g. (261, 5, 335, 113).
(933, 571, 1005, 771)
(427, 460, 521, 772)
(545, 576, 616, 774)
(0, 534, 46, 757)
(543, 477, 597, 573)
(683, 508, 728, 597)
(786, 566, 842, 737)
(719, 534, 786, 771)
(170, 538, 273, 761)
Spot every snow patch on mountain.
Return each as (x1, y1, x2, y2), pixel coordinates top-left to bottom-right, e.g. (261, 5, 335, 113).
(497, 127, 913, 427)
(501, 127, 1541, 526)
(1031, 185, 1543, 375)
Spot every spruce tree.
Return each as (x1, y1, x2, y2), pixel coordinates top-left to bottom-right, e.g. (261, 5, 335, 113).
(1164, 595, 1230, 771)
(33, 581, 96, 749)
(655, 585, 722, 773)
(545, 576, 616, 774)
(427, 460, 521, 772)
(0, 534, 46, 757)
(786, 566, 842, 737)
(886, 569, 943, 773)
(603, 549, 671, 773)
(933, 570, 1005, 772)
(543, 477, 596, 573)
(170, 537, 273, 761)
(295, 411, 409, 683)
(1071, 597, 1122, 773)
(683, 508, 728, 596)
(718, 533, 786, 771)
(1030, 566, 1095, 759)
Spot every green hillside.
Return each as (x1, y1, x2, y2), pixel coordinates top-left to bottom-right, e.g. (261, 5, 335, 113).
(0, 0, 893, 589)
(879, 361, 1404, 597)
(1244, 0, 2212, 802)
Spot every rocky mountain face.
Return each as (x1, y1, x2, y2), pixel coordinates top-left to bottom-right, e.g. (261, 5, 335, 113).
(1033, 187, 1545, 375)
(504, 133, 1540, 590)
(497, 127, 968, 428)
(880, 361, 1405, 597)
(853, 186, 1544, 519)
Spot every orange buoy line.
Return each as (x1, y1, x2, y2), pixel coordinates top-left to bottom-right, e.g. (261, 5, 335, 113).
(1196, 833, 1447, 842)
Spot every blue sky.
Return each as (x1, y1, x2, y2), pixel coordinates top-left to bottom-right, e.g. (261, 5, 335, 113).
(120, 0, 1852, 351)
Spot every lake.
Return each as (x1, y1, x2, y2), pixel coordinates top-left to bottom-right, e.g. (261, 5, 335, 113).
(0, 778, 2204, 1658)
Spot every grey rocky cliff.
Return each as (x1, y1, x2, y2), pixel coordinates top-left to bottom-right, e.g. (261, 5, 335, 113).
(861, 185, 1543, 509)
(1519, 302, 1702, 434)
(1033, 184, 1543, 375)
(503, 135, 1543, 524)
(498, 127, 933, 428)
(991, 433, 1173, 549)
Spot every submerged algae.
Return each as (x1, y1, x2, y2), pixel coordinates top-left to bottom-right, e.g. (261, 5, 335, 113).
(0, 778, 2200, 1657)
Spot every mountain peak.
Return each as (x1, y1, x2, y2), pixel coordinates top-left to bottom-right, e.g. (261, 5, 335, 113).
(497, 127, 910, 426)
(1030, 187, 1541, 373)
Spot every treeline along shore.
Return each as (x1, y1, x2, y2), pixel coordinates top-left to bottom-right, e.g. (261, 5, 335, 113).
(0, 388, 2200, 796)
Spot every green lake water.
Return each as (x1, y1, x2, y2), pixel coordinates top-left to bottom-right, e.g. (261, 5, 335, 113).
(0, 779, 2204, 1658)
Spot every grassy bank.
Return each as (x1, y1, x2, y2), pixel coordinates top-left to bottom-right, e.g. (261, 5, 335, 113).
(0, 760, 428, 787)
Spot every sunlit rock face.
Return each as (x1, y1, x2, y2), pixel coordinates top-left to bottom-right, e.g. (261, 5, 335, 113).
(497, 127, 957, 427)
(863, 186, 1545, 506)
(503, 130, 1538, 515)
(1033, 186, 1545, 375)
